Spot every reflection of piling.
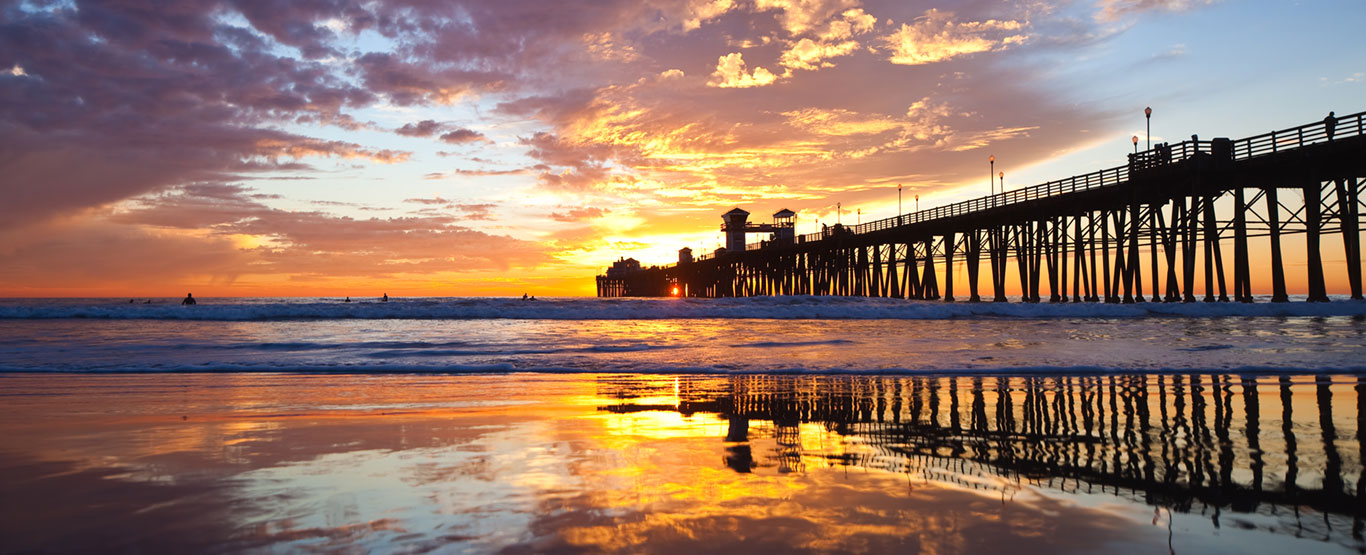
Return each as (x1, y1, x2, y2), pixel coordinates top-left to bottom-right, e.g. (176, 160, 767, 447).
(600, 373, 1365, 546)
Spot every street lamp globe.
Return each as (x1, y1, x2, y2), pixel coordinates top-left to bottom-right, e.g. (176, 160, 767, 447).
(1144, 107, 1152, 151)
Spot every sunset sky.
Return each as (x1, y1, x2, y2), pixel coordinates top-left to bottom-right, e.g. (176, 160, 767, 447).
(2, 0, 1363, 297)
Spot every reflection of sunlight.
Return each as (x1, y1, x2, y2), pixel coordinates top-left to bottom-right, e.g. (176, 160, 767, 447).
(6, 373, 1364, 553)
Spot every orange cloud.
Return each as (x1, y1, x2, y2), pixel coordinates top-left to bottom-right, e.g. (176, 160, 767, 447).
(883, 9, 1027, 66)
(708, 53, 779, 88)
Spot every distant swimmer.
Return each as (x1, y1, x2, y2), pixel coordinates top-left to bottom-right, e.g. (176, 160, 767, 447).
(129, 299, 135, 304)
(381, 293, 389, 302)
(144, 299, 151, 304)
(344, 297, 351, 303)
(182, 293, 197, 306)
(522, 293, 528, 300)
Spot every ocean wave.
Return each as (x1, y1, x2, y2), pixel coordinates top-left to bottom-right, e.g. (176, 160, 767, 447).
(0, 296, 1364, 321)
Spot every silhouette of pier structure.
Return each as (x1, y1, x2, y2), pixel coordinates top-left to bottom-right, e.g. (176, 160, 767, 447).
(597, 111, 1365, 301)
(596, 374, 1366, 547)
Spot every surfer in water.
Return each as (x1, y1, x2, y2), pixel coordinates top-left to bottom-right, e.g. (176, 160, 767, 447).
(381, 293, 389, 302)
(181, 293, 196, 305)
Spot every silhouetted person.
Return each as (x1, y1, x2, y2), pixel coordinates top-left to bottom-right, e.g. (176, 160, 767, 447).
(381, 293, 388, 302)
(344, 297, 351, 303)
(144, 299, 151, 304)
(1324, 111, 1337, 141)
(129, 299, 134, 304)
(522, 293, 528, 300)
(182, 293, 196, 305)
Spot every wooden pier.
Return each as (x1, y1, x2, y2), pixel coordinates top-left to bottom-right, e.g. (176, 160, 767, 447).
(598, 111, 1365, 301)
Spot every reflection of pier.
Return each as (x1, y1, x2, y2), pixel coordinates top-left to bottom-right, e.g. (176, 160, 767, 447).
(599, 111, 1365, 302)
(596, 374, 1366, 545)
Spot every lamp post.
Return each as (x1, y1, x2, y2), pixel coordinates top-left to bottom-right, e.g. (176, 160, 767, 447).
(1132, 135, 1139, 155)
(857, 208, 861, 226)
(999, 171, 1004, 192)
(1145, 106, 1152, 152)
(898, 184, 902, 216)
(836, 202, 841, 225)
(915, 194, 919, 212)
(989, 155, 995, 197)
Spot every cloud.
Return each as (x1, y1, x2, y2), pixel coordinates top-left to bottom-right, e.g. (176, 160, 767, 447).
(779, 37, 860, 71)
(754, 0, 861, 35)
(1095, 0, 1219, 22)
(883, 9, 1027, 66)
(440, 128, 489, 144)
(424, 168, 534, 179)
(708, 53, 779, 88)
(104, 184, 544, 277)
(680, 0, 740, 31)
(0, 4, 401, 228)
(0, 219, 252, 292)
(772, 8, 877, 74)
(396, 120, 445, 137)
(550, 207, 610, 222)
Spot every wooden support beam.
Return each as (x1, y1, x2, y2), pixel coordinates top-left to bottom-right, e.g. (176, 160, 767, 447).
(944, 232, 956, 302)
(1306, 182, 1329, 302)
(1180, 197, 1198, 302)
(923, 238, 939, 300)
(1073, 216, 1086, 302)
(1157, 205, 1179, 301)
(888, 243, 902, 299)
(1047, 218, 1060, 302)
(1233, 188, 1252, 302)
(967, 230, 981, 302)
(1268, 188, 1288, 302)
(1336, 177, 1363, 299)
(1129, 201, 1143, 302)
(989, 228, 1004, 302)
(905, 243, 922, 300)
(1014, 224, 1030, 302)
(1101, 211, 1114, 303)
(872, 245, 883, 297)
(1112, 210, 1131, 303)
(1087, 214, 1100, 302)
(1149, 204, 1161, 302)
(1029, 221, 1043, 302)
(1057, 216, 1068, 303)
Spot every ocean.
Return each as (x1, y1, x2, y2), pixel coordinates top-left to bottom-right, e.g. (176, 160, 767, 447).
(2, 295, 1365, 374)
(2, 296, 1364, 553)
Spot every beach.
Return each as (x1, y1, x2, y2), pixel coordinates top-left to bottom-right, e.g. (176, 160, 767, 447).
(1, 297, 1364, 552)
(1, 371, 1362, 553)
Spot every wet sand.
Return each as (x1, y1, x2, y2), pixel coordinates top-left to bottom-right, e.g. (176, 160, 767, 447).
(1, 372, 1362, 553)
